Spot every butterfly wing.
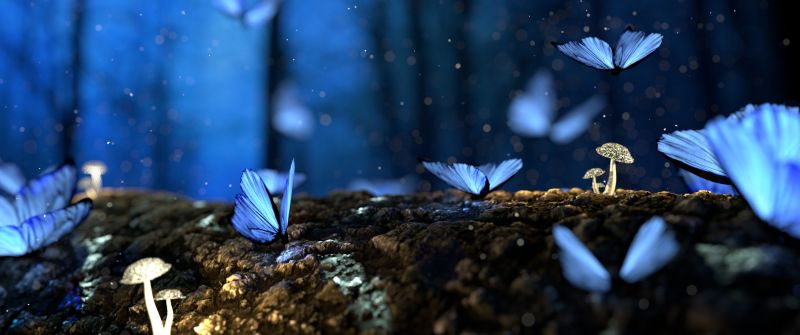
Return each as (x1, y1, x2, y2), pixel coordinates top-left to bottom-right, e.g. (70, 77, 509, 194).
(232, 170, 280, 243)
(0, 225, 26, 256)
(508, 69, 557, 137)
(421, 161, 489, 195)
(0, 197, 17, 226)
(22, 199, 93, 251)
(553, 37, 614, 70)
(15, 163, 77, 222)
(771, 163, 800, 236)
(243, 0, 280, 28)
(212, 0, 244, 18)
(477, 159, 523, 191)
(658, 129, 729, 183)
(613, 29, 663, 69)
(0, 162, 25, 195)
(678, 169, 737, 195)
(619, 216, 679, 283)
(705, 105, 800, 232)
(553, 225, 611, 293)
(549, 94, 606, 144)
(279, 160, 295, 235)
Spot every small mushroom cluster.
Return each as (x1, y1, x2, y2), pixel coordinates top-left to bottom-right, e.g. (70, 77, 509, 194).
(583, 142, 634, 195)
(121, 258, 184, 335)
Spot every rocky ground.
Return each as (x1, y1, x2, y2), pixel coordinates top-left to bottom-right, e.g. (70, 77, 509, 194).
(2, 188, 800, 334)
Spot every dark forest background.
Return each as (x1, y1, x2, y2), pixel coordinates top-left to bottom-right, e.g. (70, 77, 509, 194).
(0, 0, 796, 200)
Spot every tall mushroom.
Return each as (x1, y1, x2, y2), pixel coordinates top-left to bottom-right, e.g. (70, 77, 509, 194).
(595, 143, 634, 196)
(120, 258, 172, 335)
(82, 161, 107, 198)
(582, 168, 606, 194)
(155, 289, 185, 335)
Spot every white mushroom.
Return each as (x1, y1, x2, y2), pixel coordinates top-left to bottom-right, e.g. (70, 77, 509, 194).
(595, 143, 634, 196)
(582, 168, 606, 194)
(78, 177, 95, 198)
(82, 161, 107, 198)
(120, 258, 172, 335)
(155, 289, 185, 335)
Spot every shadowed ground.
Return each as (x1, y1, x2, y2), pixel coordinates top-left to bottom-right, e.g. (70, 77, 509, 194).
(2, 189, 799, 334)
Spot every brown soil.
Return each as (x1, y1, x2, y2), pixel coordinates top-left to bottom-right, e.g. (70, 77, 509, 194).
(2, 189, 799, 334)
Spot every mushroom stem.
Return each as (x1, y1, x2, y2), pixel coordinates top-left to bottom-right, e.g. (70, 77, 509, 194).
(164, 298, 174, 335)
(604, 159, 617, 195)
(90, 173, 102, 194)
(591, 176, 599, 194)
(143, 280, 165, 335)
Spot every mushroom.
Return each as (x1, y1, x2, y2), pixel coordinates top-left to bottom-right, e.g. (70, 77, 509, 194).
(595, 143, 634, 196)
(582, 168, 606, 194)
(155, 289, 185, 335)
(78, 177, 95, 198)
(120, 258, 172, 335)
(82, 161, 107, 198)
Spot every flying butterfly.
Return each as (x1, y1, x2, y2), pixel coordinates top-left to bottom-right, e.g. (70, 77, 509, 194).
(508, 69, 606, 144)
(257, 168, 306, 195)
(553, 27, 663, 75)
(212, 0, 280, 28)
(0, 161, 93, 257)
(232, 159, 295, 243)
(421, 159, 523, 196)
(348, 176, 417, 196)
(553, 216, 679, 293)
(272, 81, 315, 141)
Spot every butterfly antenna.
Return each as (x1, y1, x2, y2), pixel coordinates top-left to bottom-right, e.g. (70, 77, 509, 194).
(623, 24, 636, 31)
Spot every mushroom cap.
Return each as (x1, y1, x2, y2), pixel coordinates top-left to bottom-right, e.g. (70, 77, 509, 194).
(120, 257, 172, 285)
(82, 161, 108, 174)
(582, 168, 606, 179)
(595, 143, 634, 164)
(155, 289, 185, 301)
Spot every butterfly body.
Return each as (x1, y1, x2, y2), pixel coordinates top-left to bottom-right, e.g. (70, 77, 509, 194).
(233, 160, 295, 243)
(421, 159, 522, 197)
(553, 27, 663, 74)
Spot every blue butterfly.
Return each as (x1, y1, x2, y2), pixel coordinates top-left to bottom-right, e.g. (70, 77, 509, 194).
(232, 160, 295, 243)
(257, 168, 306, 195)
(0, 162, 93, 257)
(704, 104, 800, 237)
(554, 216, 679, 293)
(678, 169, 737, 195)
(508, 69, 606, 144)
(212, 0, 280, 28)
(272, 81, 315, 141)
(0, 161, 25, 195)
(553, 27, 663, 74)
(348, 176, 417, 196)
(421, 159, 523, 196)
